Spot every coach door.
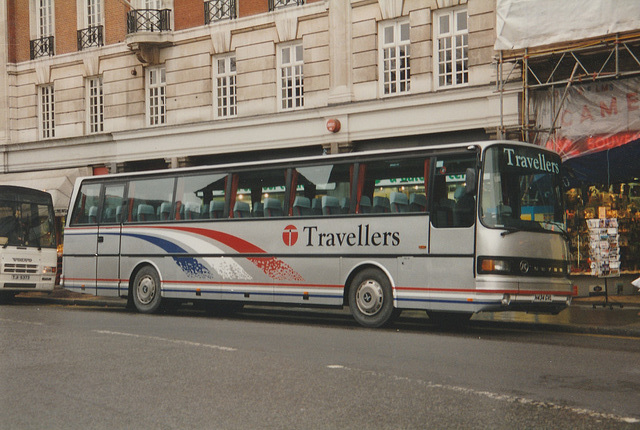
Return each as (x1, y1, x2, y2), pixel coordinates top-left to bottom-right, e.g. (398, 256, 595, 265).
(96, 183, 125, 296)
(429, 155, 477, 285)
(65, 182, 101, 294)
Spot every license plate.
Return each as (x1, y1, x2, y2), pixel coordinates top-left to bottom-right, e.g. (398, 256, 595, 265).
(11, 274, 30, 280)
(533, 294, 552, 302)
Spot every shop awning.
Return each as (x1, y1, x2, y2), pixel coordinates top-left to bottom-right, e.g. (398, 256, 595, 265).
(562, 138, 640, 188)
(0, 167, 92, 215)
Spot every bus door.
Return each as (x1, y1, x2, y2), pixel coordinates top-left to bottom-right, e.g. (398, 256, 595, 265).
(96, 183, 126, 296)
(65, 182, 101, 294)
(429, 156, 477, 286)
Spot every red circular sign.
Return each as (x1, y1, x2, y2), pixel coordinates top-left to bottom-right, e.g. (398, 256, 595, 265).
(326, 118, 341, 133)
(283, 225, 298, 246)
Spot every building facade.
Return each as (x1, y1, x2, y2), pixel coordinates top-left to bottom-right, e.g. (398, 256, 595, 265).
(1, 0, 508, 214)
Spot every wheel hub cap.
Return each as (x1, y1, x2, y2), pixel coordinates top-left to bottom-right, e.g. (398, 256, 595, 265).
(137, 276, 156, 305)
(355, 280, 383, 316)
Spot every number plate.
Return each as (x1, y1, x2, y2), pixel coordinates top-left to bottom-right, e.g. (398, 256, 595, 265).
(533, 294, 552, 302)
(11, 274, 31, 280)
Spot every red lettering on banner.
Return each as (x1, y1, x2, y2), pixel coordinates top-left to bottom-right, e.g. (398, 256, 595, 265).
(561, 109, 573, 126)
(580, 105, 594, 123)
(627, 92, 638, 111)
(600, 97, 618, 117)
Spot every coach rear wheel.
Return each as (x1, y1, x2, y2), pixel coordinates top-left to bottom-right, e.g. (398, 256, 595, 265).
(132, 266, 163, 314)
(348, 268, 396, 328)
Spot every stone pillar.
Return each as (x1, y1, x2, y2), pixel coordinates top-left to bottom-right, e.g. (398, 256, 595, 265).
(328, 0, 353, 105)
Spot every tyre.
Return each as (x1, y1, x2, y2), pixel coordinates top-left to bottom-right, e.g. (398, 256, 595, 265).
(348, 268, 396, 328)
(132, 265, 163, 314)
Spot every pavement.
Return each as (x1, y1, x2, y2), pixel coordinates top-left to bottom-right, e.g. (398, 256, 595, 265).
(8, 287, 640, 337)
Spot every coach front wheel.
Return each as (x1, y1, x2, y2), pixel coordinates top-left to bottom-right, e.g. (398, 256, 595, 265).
(132, 265, 163, 314)
(348, 268, 396, 328)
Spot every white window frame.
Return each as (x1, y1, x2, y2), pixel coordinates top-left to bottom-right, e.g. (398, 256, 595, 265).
(146, 66, 166, 126)
(214, 55, 237, 119)
(39, 84, 55, 139)
(379, 19, 411, 96)
(37, 0, 54, 38)
(143, 0, 162, 8)
(84, 0, 104, 28)
(86, 76, 104, 134)
(434, 7, 468, 89)
(278, 42, 304, 111)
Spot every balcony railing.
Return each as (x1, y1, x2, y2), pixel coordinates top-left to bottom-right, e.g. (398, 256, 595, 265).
(127, 9, 171, 34)
(269, 0, 304, 11)
(77, 26, 104, 50)
(30, 36, 54, 60)
(205, 0, 236, 24)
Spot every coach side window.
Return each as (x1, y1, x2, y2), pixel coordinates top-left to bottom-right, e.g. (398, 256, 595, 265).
(358, 157, 429, 214)
(233, 168, 287, 218)
(175, 173, 227, 220)
(291, 163, 352, 216)
(127, 177, 175, 223)
(70, 183, 101, 225)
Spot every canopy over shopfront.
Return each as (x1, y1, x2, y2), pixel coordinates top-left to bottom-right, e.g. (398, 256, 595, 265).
(0, 168, 91, 215)
(563, 138, 640, 188)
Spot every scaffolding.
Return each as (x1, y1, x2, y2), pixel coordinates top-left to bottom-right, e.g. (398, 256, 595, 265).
(496, 33, 640, 146)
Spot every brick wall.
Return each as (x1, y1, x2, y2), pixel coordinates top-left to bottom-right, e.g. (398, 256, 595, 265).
(7, 0, 17, 63)
(239, 0, 268, 18)
(9, 0, 31, 63)
(55, 0, 78, 54)
(175, 0, 204, 30)
(105, 0, 128, 45)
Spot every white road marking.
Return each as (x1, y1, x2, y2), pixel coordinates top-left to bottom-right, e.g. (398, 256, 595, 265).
(326, 364, 640, 424)
(93, 330, 237, 352)
(0, 317, 45, 326)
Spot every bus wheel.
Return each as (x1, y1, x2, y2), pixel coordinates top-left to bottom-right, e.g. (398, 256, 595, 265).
(349, 268, 395, 328)
(132, 266, 162, 314)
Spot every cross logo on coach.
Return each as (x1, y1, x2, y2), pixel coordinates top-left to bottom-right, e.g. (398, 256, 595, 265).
(283, 225, 298, 246)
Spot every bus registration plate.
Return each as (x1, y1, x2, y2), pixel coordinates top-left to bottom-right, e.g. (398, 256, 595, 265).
(11, 275, 30, 280)
(533, 294, 552, 302)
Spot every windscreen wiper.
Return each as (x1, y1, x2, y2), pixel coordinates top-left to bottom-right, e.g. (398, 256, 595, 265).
(499, 227, 520, 237)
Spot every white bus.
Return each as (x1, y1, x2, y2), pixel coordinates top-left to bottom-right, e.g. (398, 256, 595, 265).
(62, 141, 573, 327)
(0, 186, 57, 300)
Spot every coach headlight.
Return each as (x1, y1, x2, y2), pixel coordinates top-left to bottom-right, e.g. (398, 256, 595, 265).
(478, 257, 511, 274)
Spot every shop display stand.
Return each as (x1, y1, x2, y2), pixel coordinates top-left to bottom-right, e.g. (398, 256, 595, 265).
(587, 218, 623, 309)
